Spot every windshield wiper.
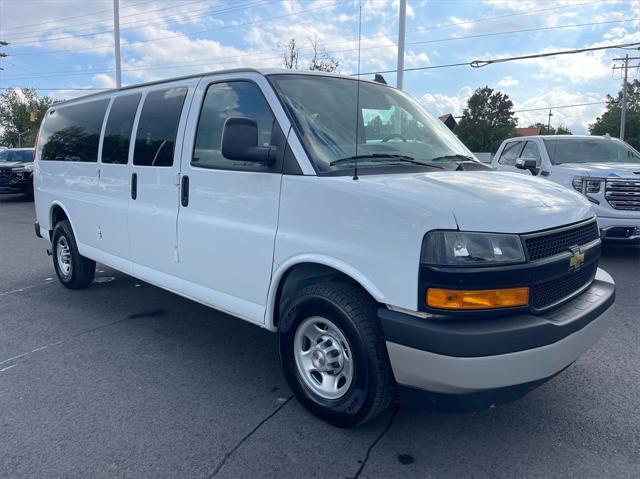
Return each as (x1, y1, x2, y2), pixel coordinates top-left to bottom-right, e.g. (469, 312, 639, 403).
(330, 153, 443, 168)
(428, 154, 477, 162)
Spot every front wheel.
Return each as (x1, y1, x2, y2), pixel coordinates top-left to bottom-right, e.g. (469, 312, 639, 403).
(51, 220, 96, 289)
(278, 282, 395, 427)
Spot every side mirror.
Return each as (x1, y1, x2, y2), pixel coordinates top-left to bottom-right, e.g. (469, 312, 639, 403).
(221, 117, 276, 164)
(516, 157, 540, 175)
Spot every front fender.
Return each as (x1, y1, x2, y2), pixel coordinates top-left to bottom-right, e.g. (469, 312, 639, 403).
(264, 254, 387, 331)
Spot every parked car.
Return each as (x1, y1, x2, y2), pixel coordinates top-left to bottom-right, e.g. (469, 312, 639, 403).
(492, 135, 640, 242)
(34, 69, 615, 426)
(0, 147, 35, 199)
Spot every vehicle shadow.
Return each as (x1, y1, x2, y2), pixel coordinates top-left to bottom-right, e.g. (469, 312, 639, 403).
(0, 193, 32, 203)
(601, 241, 640, 260)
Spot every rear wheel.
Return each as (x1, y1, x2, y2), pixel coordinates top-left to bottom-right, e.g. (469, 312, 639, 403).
(52, 220, 95, 289)
(278, 282, 395, 427)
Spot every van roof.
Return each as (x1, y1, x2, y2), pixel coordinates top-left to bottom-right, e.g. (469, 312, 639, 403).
(51, 68, 386, 107)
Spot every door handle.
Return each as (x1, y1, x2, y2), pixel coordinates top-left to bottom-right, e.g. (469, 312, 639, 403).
(131, 172, 137, 200)
(181, 175, 189, 207)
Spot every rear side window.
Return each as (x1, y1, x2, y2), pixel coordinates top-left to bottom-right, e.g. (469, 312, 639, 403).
(192, 81, 276, 171)
(133, 87, 187, 167)
(40, 99, 109, 162)
(102, 94, 141, 164)
(498, 141, 523, 166)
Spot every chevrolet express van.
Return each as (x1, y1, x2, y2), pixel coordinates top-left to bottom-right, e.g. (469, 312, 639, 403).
(492, 135, 640, 243)
(34, 69, 615, 426)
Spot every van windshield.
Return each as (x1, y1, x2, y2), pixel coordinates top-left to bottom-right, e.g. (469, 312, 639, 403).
(543, 137, 640, 164)
(269, 74, 475, 173)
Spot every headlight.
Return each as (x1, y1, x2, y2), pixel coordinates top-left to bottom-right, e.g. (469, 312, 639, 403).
(572, 176, 584, 192)
(24, 163, 33, 172)
(422, 231, 526, 266)
(573, 176, 602, 194)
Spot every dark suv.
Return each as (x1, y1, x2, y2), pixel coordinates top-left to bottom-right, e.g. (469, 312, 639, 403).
(0, 148, 35, 199)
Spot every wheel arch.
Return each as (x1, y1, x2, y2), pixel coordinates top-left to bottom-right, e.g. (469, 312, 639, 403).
(48, 201, 73, 240)
(265, 255, 386, 331)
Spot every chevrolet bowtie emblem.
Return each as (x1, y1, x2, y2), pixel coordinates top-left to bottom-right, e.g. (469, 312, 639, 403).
(569, 248, 585, 270)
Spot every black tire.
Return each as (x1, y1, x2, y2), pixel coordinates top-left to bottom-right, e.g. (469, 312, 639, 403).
(23, 182, 34, 201)
(278, 281, 395, 427)
(51, 220, 96, 289)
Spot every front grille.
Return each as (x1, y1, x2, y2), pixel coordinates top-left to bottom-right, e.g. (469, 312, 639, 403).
(0, 169, 11, 177)
(524, 220, 599, 261)
(531, 263, 597, 310)
(605, 178, 640, 211)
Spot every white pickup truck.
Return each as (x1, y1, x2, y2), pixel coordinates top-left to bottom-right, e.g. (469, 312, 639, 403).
(34, 70, 615, 426)
(492, 135, 640, 243)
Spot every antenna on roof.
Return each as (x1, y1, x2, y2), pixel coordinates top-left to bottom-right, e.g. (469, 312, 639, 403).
(353, 4, 362, 181)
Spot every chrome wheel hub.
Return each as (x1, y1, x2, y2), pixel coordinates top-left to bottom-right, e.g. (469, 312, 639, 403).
(56, 236, 72, 276)
(293, 316, 354, 400)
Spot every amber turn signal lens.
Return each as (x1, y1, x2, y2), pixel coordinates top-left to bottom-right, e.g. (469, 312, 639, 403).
(426, 287, 529, 310)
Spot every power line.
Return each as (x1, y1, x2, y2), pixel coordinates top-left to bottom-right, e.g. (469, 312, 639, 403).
(0, 86, 107, 91)
(5, 0, 614, 57)
(7, 0, 274, 45)
(405, 18, 639, 48)
(0, 0, 215, 37)
(0, 0, 159, 33)
(471, 43, 640, 68)
(4, 18, 635, 81)
(4, 2, 334, 58)
(356, 42, 640, 75)
(512, 101, 615, 113)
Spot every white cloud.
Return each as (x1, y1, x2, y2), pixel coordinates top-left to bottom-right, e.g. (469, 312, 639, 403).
(418, 86, 473, 117)
(514, 89, 606, 133)
(91, 74, 116, 89)
(497, 76, 519, 88)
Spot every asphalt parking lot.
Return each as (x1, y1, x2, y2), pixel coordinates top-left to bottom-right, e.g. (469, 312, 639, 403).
(1, 194, 639, 478)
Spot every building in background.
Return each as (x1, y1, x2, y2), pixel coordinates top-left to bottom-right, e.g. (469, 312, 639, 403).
(438, 113, 457, 131)
(514, 126, 541, 137)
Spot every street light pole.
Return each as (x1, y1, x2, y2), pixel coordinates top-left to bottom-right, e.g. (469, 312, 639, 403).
(396, 0, 406, 90)
(113, 0, 122, 88)
(17, 130, 28, 148)
(547, 109, 553, 134)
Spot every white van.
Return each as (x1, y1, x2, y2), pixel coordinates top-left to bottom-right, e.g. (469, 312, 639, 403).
(34, 69, 615, 426)
(492, 135, 640, 243)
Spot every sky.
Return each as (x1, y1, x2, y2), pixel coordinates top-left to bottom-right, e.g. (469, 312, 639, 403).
(0, 0, 639, 134)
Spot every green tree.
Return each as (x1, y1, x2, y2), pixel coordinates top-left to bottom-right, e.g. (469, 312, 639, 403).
(283, 37, 340, 72)
(589, 79, 640, 150)
(528, 122, 572, 135)
(0, 88, 56, 147)
(454, 86, 517, 153)
(308, 36, 340, 73)
(283, 38, 300, 70)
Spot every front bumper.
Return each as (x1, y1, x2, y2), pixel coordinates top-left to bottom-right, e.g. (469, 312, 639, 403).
(0, 173, 32, 194)
(380, 268, 615, 396)
(597, 216, 640, 243)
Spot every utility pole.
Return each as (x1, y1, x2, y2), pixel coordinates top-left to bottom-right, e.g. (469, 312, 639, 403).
(17, 130, 28, 148)
(547, 109, 553, 134)
(113, 0, 122, 88)
(396, 0, 406, 90)
(0, 40, 8, 71)
(612, 54, 640, 141)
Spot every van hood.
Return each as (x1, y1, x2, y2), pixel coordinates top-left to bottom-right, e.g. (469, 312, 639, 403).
(361, 171, 593, 234)
(553, 162, 640, 178)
